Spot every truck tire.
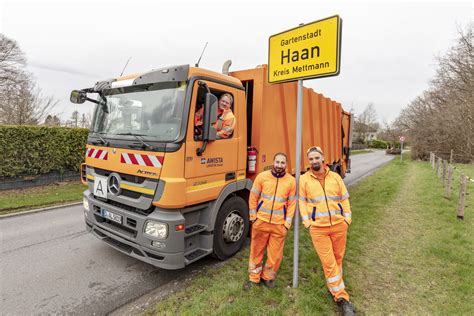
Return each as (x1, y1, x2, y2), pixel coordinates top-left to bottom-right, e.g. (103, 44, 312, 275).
(213, 196, 249, 260)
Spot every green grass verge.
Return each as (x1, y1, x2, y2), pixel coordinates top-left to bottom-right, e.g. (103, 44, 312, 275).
(350, 159, 473, 314)
(146, 158, 430, 315)
(0, 182, 85, 215)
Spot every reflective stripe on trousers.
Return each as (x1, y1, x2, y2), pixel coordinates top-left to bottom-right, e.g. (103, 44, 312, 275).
(309, 221, 350, 301)
(248, 219, 287, 282)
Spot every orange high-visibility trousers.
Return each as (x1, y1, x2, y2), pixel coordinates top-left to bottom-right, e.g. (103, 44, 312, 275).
(309, 221, 350, 301)
(248, 219, 287, 283)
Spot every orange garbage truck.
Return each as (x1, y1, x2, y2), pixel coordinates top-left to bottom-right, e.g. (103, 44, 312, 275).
(70, 63, 352, 269)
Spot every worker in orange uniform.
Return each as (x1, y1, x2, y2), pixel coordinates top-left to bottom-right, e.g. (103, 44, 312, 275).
(214, 93, 235, 139)
(244, 152, 296, 289)
(194, 93, 235, 139)
(299, 146, 356, 315)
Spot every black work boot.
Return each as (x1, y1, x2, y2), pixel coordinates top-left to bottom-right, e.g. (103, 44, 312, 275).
(336, 298, 356, 316)
(262, 279, 276, 288)
(243, 281, 259, 291)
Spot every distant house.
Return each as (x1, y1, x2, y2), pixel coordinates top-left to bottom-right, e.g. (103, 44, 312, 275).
(353, 122, 379, 143)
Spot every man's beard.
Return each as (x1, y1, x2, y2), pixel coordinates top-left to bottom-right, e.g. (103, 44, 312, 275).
(273, 166, 284, 174)
(311, 163, 321, 171)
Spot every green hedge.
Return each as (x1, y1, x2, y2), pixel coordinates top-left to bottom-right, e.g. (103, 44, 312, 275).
(0, 126, 89, 178)
(368, 139, 389, 149)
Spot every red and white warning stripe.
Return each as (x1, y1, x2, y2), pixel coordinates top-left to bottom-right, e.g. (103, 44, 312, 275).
(121, 153, 164, 167)
(86, 148, 108, 160)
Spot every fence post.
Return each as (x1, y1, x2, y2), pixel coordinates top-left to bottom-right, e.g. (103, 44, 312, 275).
(436, 157, 440, 176)
(450, 149, 454, 164)
(442, 160, 448, 186)
(457, 175, 467, 220)
(445, 165, 453, 199)
(437, 158, 442, 178)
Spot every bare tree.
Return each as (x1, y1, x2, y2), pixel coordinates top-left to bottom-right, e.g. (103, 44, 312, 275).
(354, 102, 379, 143)
(44, 114, 53, 126)
(396, 24, 473, 162)
(0, 34, 58, 125)
(52, 115, 61, 126)
(0, 34, 26, 88)
(80, 112, 90, 128)
(71, 110, 79, 127)
(0, 74, 58, 125)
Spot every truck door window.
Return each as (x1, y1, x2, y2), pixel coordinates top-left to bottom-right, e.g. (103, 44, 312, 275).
(194, 88, 235, 141)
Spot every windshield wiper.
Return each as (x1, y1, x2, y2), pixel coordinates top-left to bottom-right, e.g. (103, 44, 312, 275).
(92, 133, 109, 146)
(116, 133, 155, 151)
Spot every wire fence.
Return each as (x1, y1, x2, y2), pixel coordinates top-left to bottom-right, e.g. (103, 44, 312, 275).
(429, 152, 472, 220)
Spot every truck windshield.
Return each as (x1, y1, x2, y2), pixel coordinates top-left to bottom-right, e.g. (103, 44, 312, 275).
(91, 81, 186, 142)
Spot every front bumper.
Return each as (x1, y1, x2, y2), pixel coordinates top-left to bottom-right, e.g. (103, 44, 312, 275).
(83, 190, 186, 270)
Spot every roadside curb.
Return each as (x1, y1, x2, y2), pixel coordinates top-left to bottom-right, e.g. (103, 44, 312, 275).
(0, 201, 82, 219)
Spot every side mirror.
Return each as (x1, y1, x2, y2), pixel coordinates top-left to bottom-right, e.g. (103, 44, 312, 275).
(70, 90, 87, 104)
(202, 93, 218, 141)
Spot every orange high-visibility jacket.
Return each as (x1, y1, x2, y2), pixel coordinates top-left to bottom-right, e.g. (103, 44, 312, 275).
(194, 107, 204, 127)
(249, 170, 296, 229)
(214, 109, 236, 139)
(299, 166, 351, 227)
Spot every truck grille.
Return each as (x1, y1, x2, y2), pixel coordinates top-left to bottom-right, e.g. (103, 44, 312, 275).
(87, 167, 159, 211)
(94, 167, 150, 184)
(107, 200, 155, 216)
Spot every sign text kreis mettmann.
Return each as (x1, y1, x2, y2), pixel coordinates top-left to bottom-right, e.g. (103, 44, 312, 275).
(268, 15, 342, 83)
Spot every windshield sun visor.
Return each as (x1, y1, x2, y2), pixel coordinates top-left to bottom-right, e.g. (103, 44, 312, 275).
(133, 65, 189, 86)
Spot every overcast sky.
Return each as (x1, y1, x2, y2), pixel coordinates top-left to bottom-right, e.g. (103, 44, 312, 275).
(1, 0, 472, 124)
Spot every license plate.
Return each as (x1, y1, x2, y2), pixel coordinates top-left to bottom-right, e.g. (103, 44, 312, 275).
(101, 208, 122, 224)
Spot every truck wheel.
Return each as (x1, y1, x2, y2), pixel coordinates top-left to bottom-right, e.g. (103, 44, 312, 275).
(213, 196, 249, 260)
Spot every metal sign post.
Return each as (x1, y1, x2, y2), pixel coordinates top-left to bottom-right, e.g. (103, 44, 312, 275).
(399, 136, 405, 162)
(268, 16, 343, 289)
(293, 79, 303, 288)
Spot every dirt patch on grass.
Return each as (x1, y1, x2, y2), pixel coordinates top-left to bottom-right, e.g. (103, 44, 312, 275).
(351, 163, 430, 314)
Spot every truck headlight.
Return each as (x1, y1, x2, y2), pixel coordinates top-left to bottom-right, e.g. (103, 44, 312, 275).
(83, 196, 90, 212)
(144, 221, 168, 239)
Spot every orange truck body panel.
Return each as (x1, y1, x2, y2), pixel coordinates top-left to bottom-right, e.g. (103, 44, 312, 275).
(230, 65, 350, 179)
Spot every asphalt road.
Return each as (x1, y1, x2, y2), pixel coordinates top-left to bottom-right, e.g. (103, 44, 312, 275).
(344, 149, 395, 186)
(0, 150, 394, 315)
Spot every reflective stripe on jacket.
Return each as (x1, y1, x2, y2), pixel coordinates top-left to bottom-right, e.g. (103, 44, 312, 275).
(299, 166, 352, 227)
(249, 170, 296, 229)
(213, 109, 236, 139)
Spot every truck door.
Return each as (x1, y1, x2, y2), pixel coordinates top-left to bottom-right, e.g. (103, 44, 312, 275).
(184, 80, 240, 204)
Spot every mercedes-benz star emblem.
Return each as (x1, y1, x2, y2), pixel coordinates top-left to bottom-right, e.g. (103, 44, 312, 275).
(108, 173, 121, 196)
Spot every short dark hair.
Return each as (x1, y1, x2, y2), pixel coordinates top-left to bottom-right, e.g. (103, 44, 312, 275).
(306, 146, 324, 156)
(273, 152, 287, 162)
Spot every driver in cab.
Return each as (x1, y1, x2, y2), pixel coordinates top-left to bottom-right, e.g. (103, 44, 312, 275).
(194, 93, 236, 139)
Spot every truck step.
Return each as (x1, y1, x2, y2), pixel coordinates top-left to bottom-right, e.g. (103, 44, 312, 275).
(184, 248, 212, 265)
(184, 224, 207, 237)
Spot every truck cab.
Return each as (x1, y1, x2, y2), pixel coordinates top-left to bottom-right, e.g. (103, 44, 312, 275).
(74, 65, 250, 270)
